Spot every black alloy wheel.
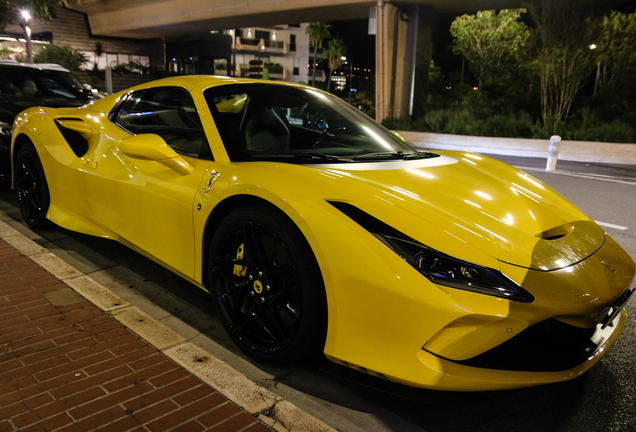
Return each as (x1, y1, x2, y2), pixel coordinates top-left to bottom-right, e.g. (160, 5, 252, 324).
(14, 142, 51, 229)
(209, 206, 327, 365)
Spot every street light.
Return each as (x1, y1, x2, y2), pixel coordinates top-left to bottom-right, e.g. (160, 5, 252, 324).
(341, 56, 353, 104)
(20, 9, 32, 63)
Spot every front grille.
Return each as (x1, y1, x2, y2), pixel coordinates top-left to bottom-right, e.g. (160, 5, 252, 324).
(450, 319, 598, 372)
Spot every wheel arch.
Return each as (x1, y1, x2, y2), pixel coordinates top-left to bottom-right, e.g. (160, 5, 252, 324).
(201, 194, 309, 289)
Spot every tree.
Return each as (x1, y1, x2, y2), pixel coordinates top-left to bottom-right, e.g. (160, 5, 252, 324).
(0, 0, 63, 28)
(93, 41, 103, 70)
(450, 9, 530, 90)
(528, 0, 596, 130)
(592, 11, 636, 94)
(306, 22, 331, 87)
(324, 38, 347, 93)
(33, 44, 88, 71)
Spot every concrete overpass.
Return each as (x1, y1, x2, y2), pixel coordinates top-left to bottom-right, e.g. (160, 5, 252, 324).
(63, 0, 528, 120)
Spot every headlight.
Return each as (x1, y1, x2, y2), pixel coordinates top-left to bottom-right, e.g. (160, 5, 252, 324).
(375, 234, 535, 303)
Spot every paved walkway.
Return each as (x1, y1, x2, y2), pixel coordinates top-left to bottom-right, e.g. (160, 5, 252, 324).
(0, 237, 273, 432)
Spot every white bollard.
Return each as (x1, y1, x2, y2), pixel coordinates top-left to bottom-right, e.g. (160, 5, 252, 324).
(546, 135, 561, 171)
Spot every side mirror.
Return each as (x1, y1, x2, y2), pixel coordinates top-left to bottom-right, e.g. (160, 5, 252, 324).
(120, 134, 194, 175)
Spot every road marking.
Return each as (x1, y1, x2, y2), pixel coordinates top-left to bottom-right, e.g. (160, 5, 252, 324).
(596, 221, 629, 231)
(516, 166, 636, 186)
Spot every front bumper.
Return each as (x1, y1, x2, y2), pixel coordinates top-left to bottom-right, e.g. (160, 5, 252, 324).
(410, 309, 627, 391)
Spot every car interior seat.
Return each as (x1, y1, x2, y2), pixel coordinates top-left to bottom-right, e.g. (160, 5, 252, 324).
(21, 79, 39, 97)
(240, 98, 290, 152)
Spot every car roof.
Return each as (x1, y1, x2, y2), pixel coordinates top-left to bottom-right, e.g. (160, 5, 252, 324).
(0, 60, 71, 72)
(87, 75, 323, 113)
(126, 75, 315, 94)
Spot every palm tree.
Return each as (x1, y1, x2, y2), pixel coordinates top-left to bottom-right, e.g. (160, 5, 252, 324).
(306, 22, 331, 87)
(324, 38, 347, 93)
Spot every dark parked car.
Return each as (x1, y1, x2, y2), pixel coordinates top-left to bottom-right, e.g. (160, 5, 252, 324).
(0, 60, 94, 181)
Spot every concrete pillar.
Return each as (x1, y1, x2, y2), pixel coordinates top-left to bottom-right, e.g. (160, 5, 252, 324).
(375, 4, 436, 122)
(375, 0, 386, 122)
(411, 6, 436, 119)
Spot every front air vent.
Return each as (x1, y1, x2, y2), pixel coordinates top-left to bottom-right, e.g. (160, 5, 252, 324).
(543, 234, 566, 241)
(328, 201, 412, 241)
(448, 319, 598, 372)
(538, 224, 572, 241)
(55, 118, 89, 157)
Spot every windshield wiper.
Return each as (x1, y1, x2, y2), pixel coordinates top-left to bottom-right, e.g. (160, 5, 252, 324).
(246, 152, 353, 163)
(293, 152, 353, 162)
(353, 151, 434, 161)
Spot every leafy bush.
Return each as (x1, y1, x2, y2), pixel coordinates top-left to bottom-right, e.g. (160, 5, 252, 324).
(33, 44, 87, 71)
(129, 60, 150, 75)
(1, 46, 11, 59)
(412, 117, 429, 132)
(467, 112, 533, 138)
(424, 109, 449, 132)
(381, 116, 416, 131)
(565, 120, 635, 143)
(382, 104, 634, 143)
(112, 63, 133, 74)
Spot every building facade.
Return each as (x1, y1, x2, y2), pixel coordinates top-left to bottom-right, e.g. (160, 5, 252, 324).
(3, 6, 164, 71)
(224, 24, 312, 84)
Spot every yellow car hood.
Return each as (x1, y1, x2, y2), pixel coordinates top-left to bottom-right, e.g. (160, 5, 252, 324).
(309, 151, 604, 271)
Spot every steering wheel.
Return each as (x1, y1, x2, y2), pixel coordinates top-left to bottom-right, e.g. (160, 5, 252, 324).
(312, 127, 348, 148)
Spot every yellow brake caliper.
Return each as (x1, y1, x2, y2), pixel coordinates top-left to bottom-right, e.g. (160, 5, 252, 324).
(233, 243, 247, 277)
(233, 243, 249, 314)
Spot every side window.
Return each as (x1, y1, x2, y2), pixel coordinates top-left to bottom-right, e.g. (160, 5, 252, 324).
(39, 77, 76, 99)
(114, 87, 208, 158)
(0, 73, 21, 97)
(0, 70, 39, 98)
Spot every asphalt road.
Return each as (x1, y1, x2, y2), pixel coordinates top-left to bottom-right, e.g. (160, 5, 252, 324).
(1, 155, 635, 432)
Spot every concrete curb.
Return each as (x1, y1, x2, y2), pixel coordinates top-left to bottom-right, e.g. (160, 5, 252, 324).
(398, 131, 636, 165)
(0, 215, 337, 432)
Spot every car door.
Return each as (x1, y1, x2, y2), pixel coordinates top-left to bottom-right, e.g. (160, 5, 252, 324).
(87, 86, 214, 280)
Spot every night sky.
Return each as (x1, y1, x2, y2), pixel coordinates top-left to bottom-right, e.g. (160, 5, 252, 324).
(327, 19, 376, 70)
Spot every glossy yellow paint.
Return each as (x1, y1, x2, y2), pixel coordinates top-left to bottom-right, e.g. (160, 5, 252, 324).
(326, 308, 626, 391)
(11, 76, 635, 391)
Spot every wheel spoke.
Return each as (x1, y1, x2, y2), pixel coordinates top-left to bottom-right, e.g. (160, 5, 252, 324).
(29, 189, 42, 211)
(214, 256, 245, 266)
(242, 222, 269, 271)
(213, 266, 250, 306)
(252, 308, 288, 347)
(230, 296, 253, 334)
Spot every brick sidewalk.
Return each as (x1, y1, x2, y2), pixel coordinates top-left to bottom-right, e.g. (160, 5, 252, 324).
(0, 238, 273, 432)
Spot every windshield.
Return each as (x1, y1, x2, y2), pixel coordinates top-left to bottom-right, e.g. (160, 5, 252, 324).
(204, 83, 435, 163)
(48, 70, 84, 91)
(42, 70, 88, 100)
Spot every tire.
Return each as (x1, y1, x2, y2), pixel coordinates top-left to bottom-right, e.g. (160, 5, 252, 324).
(14, 142, 51, 229)
(209, 205, 327, 365)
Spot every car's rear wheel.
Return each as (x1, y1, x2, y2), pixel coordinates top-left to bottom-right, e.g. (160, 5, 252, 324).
(14, 142, 50, 229)
(209, 205, 327, 365)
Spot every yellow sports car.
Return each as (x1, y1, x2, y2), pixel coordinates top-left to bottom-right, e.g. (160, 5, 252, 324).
(11, 76, 635, 391)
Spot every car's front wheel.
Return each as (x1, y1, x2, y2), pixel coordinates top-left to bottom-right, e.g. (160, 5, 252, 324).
(209, 205, 327, 365)
(14, 142, 50, 229)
